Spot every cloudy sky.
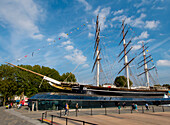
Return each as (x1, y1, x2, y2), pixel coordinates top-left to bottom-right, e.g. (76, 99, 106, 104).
(0, 0, 169, 86)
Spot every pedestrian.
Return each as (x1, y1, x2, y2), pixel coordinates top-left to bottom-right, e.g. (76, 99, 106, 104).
(76, 103, 79, 112)
(131, 103, 135, 111)
(117, 103, 121, 110)
(134, 104, 138, 112)
(145, 103, 149, 110)
(64, 103, 68, 116)
(123, 102, 126, 108)
(32, 102, 35, 111)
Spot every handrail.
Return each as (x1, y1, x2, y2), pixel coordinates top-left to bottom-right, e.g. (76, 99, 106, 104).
(51, 115, 98, 125)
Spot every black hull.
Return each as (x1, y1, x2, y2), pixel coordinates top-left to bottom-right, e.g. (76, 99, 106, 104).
(71, 86, 168, 98)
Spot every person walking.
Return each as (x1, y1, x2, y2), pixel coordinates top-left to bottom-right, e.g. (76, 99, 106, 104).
(134, 104, 138, 112)
(145, 103, 149, 110)
(123, 102, 126, 108)
(117, 103, 121, 110)
(76, 103, 79, 112)
(65, 103, 69, 116)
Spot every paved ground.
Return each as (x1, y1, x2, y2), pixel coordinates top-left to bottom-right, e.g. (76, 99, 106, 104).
(50, 112, 170, 125)
(0, 106, 170, 125)
(0, 107, 46, 125)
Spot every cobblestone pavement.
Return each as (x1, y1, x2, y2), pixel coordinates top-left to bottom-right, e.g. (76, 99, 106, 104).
(0, 107, 46, 125)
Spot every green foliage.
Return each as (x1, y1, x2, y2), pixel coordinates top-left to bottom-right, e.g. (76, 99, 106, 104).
(162, 84, 170, 89)
(61, 72, 76, 82)
(114, 76, 133, 87)
(0, 64, 77, 103)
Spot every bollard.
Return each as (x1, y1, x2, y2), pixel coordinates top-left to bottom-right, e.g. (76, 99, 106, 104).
(66, 118, 68, 125)
(105, 107, 107, 115)
(60, 110, 62, 117)
(41, 113, 44, 123)
(45, 111, 47, 118)
(162, 106, 165, 112)
(152, 106, 155, 112)
(76, 109, 78, 117)
(91, 107, 93, 115)
(142, 106, 144, 113)
(51, 115, 53, 125)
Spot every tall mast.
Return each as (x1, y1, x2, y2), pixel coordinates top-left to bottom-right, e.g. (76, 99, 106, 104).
(122, 21, 130, 89)
(137, 43, 155, 88)
(92, 15, 101, 87)
(117, 20, 134, 89)
(142, 42, 150, 88)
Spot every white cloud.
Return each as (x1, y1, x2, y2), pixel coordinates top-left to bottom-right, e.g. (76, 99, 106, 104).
(138, 39, 154, 44)
(134, 31, 149, 40)
(157, 60, 170, 67)
(64, 49, 87, 64)
(65, 45, 74, 51)
(0, 0, 44, 39)
(113, 9, 124, 15)
(150, 37, 170, 51)
(155, 7, 165, 10)
(32, 34, 44, 40)
(62, 40, 72, 46)
(160, 33, 165, 36)
(82, 64, 89, 68)
(132, 45, 141, 50)
(112, 15, 126, 22)
(59, 32, 68, 38)
(137, 8, 146, 13)
(47, 38, 54, 42)
(134, 0, 150, 8)
(112, 13, 146, 28)
(132, 13, 146, 27)
(77, 0, 92, 11)
(88, 32, 94, 38)
(94, 7, 111, 30)
(145, 20, 160, 29)
(94, 6, 100, 15)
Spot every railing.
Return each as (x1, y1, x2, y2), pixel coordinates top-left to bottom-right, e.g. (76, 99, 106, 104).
(50, 115, 98, 125)
(41, 111, 47, 123)
(41, 106, 169, 124)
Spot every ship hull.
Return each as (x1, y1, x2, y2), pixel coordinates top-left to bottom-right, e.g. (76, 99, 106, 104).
(71, 85, 168, 98)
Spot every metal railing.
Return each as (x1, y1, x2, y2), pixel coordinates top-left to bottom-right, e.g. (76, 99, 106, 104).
(51, 115, 98, 125)
(41, 106, 170, 124)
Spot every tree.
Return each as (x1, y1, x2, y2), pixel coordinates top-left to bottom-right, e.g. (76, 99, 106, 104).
(0, 65, 18, 105)
(162, 84, 170, 89)
(114, 76, 133, 87)
(0, 64, 77, 103)
(61, 72, 76, 82)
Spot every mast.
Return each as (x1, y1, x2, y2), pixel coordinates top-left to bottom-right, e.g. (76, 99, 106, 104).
(122, 21, 130, 89)
(137, 43, 155, 88)
(142, 42, 149, 88)
(118, 20, 130, 89)
(92, 15, 101, 87)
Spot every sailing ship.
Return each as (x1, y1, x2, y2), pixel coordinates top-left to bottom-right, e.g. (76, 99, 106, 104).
(6, 15, 169, 99)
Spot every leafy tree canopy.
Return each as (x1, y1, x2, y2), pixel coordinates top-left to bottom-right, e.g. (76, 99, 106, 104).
(114, 76, 133, 87)
(0, 64, 77, 105)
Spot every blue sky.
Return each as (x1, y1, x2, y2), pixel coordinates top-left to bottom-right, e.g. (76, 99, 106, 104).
(0, 0, 169, 86)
